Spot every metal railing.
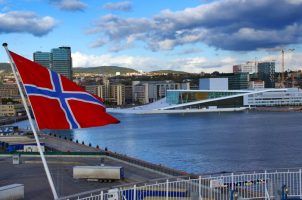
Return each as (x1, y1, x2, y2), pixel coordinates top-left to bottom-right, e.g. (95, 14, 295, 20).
(60, 168, 302, 200)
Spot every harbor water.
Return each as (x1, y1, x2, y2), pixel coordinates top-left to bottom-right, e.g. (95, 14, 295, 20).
(14, 111, 302, 174)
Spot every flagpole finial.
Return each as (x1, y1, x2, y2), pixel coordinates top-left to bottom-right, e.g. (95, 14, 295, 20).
(2, 43, 8, 47)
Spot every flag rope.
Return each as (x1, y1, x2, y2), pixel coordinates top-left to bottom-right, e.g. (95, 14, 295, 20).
(2, 43, 59, 200)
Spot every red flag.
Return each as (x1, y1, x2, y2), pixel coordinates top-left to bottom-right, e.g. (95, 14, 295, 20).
(9, 51, 119, 130)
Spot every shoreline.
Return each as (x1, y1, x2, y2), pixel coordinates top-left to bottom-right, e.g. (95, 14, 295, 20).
(108, 106, 302, 114)
(0, 115, 28, 126)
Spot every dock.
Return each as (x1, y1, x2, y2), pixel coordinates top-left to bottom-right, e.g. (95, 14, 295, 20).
(0, 133, 193, 200)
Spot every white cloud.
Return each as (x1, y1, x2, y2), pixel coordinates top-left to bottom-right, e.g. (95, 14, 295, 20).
(103, 1, 132, 12)
(287, 0, 302, 4)
(72, 52, 154, 70)
(0, 11, 56, 36)
(72, 52, 236, 73)
(261, 51, 302, 72)
(51, 0, 86, 11)
(90, 0, 302, 52)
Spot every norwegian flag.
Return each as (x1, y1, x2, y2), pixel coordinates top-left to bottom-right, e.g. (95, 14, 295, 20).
(9, 51, 119, 130)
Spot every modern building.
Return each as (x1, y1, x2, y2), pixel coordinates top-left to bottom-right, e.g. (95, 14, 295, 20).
(95, 78, 111, 101)
(132, 82, 148, 104)
(125, 85, 133, 104)
(33, 52, 52, 68)
(33, 46, 73, 80)
(228, 73, 249, 90)
(248, 81, 265, 89)
(0, 104, 24, 117)
(199, 78, 228, 90)
(244, 88, 302, 107)
(51, 47, 72, 80)
(109, 88, 302, 114)
(165, 90, 247, 108)
(163, 88, 302, 110)
(233, 61, 257, 74)
(0, 83, 19, 98)
(110, 84, 125, 106)
(85, 85, 98, 95)
(258, 62, 275, 88)
(84, 82, 126, 106)
(132, 81, 190, 104)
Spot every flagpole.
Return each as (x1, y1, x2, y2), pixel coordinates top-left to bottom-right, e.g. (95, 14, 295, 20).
(2, 43, 59, 200)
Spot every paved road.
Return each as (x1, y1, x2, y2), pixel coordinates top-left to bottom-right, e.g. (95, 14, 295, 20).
(41, 134, 100, 152)
(0, 156, 168, 200)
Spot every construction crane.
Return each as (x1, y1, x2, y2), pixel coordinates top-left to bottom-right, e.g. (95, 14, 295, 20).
(281, 48, 295, 88)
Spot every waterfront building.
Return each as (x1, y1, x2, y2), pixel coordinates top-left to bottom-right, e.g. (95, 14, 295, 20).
(51, 47, 72, 80)
(132, 82, 149, 104)
(228, 73, 249, 90)
(97, 77, 110, 100)
(233, 61, 257, 74)
(125, 85, 133, 104)
(163, 88, 302, 110)
(132, 81, 190, 104)
(258, 62, 275, 88)
(248, 81, 265, 89)
(165, 89, 247, 108)
(110, 84, 125, 106)
(244, 88, 302, 107)
(85, 85, 98, 95)
(33, 51, 52, 68)
(84, 83, 126, 106)
(0, 83, 19, 98)
(97, 85, 106, 99)
(199, 78, 228, 90)
(0, 104, 24, 117)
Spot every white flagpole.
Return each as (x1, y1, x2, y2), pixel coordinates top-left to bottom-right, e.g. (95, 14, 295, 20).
(3, 43, 59, 200)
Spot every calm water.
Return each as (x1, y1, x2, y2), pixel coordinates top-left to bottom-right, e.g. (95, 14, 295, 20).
(14, 111, 302, 174)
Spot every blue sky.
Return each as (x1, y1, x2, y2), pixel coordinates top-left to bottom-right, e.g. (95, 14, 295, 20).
(0, 0, 301, 73)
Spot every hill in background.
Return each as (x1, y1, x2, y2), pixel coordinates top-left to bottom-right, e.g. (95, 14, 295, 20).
(74, 66, 138, 75)
(150, 70, 188, 74)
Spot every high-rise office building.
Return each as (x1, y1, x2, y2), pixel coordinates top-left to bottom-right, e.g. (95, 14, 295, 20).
(33, 52, 52, 68)
(228, 73, 249, 90)
(258, 62, 275, 88)
(51, 47, 72, 80)
(33, 47, 73, 80)
(233, 61, 257, 74)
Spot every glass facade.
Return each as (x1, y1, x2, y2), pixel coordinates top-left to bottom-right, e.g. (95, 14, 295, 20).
(228, 72, 249, 90)
(258, 62, 275, 88)
(166, 90, 247, 105)
(33, 52, 52, 68)
(245, 88, 302, 106)
(51, 47, 72, 80)
(34, 47, 73, 80)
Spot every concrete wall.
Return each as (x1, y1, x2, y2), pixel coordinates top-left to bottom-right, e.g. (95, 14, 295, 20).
(199, 78, 228, 90)
(0, 184, 24, 200)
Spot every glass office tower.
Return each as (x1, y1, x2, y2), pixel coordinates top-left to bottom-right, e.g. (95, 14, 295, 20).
(33, 51, 52, 69)
(258, 62, 275, 88)
(33, 47, 73, 80)
(51, 47, 72, 80)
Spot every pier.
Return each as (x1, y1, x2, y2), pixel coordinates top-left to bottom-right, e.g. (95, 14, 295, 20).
(0, 133, 193, 199)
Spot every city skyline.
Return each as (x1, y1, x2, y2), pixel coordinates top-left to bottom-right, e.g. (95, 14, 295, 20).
(0, 0, 301, 73)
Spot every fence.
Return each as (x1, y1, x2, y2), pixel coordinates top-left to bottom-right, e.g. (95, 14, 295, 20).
(60, 168, 302, 200)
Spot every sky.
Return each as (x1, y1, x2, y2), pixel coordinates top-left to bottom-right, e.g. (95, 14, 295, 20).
(0, 0, 302, 73)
